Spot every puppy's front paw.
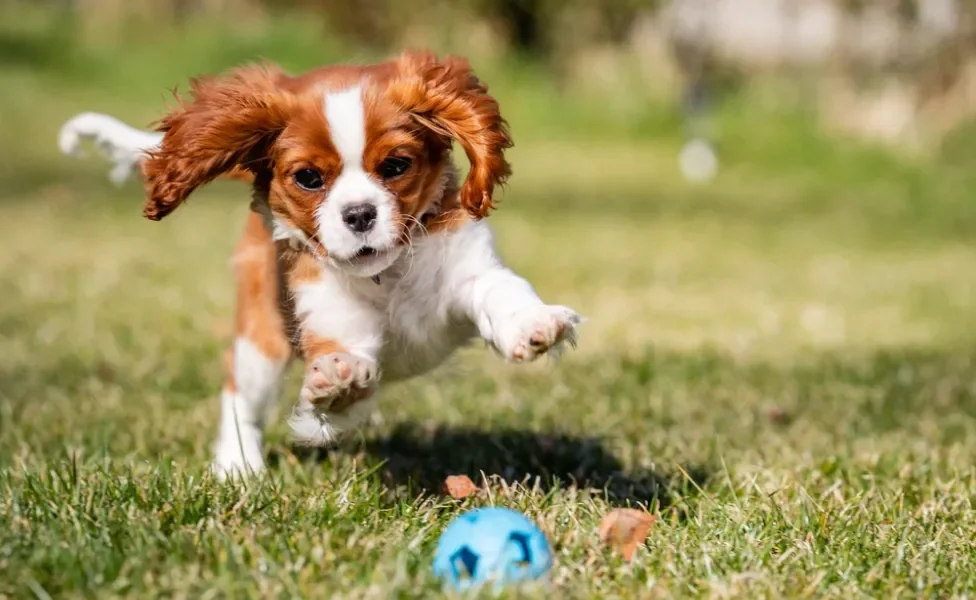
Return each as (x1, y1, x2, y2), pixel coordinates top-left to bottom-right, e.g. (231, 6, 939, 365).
(291, 354, 379, 447)
(495, 305, 583, 363)
(301, 352, 378, 412)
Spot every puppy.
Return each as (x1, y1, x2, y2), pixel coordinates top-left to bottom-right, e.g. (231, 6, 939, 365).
(59, 50, 583, 478)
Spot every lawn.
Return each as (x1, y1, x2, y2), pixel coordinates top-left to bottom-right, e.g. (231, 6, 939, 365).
(4, 9, 976, 599)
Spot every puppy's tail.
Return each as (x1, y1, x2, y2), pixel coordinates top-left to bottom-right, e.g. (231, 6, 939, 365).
(58, 112, 163, 186)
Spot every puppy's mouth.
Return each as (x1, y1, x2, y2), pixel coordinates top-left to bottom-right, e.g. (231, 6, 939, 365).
(342, 244, 394, 268)
(347, 246, 385, 266)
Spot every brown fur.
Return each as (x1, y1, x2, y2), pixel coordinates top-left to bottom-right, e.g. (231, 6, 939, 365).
(141, 51, 512, 400)
(299, 333, 347, 363)
(386, 51, 513, 219)
(222, 211, 293, 393)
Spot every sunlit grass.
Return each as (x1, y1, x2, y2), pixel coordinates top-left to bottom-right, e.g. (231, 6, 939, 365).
(4, 8, 976, 598)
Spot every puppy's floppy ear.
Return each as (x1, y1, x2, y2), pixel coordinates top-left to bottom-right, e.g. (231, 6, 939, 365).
(142, 63, 291, 221)
(392, 50, 513, 219)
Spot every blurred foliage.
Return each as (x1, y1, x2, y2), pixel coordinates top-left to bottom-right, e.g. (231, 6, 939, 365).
(6, 0, 657, 55)
(4, 0, 976, 155)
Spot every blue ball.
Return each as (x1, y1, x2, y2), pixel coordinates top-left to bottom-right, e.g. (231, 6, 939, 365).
(433, 507, 553, 591)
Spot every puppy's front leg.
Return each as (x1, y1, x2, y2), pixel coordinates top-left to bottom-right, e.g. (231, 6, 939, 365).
(449, 222, 583, 362)
(287, 257, 384, 445)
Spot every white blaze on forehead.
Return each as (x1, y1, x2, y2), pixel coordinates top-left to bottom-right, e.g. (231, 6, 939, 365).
(324, 86, 366, 168)
(317, 83, 399, 271)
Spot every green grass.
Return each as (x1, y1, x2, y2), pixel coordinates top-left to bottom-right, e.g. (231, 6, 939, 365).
(4, 7, 976, 598)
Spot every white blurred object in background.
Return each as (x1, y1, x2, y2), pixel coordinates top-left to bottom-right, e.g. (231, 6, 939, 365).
(679, 138, 718, 183)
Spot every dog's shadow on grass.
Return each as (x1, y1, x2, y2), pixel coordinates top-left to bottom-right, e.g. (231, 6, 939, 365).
(334, 424, 709, 509)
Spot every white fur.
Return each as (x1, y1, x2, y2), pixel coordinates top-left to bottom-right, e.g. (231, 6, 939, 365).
(289, 395, 378, 447)
(291, 220, 583, 444)
(58, 112, 162, 185)
(57, 109, 583, 478)
(324, 87, 366, 165)
(294, 270, 385, 359)
(212, 338, 287, 479)
(317, 87, 401, 275)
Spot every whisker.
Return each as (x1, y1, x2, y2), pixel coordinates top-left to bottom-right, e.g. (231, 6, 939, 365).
(298, 235, 328, 264)
(403, 214, 430, 238)
(398, 219, 420, 279)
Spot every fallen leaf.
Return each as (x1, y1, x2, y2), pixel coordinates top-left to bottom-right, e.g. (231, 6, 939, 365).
(598, 508, 656, 561)
(764, 405, 793, 425)
(95, 361, 116, 382)
(441, 475, 479, 499)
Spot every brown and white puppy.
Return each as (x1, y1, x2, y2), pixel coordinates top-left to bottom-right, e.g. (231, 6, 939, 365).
(59, 50, 583, 478)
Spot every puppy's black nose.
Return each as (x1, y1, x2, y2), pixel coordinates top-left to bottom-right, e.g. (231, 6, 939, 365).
(341, 203, 377, 233)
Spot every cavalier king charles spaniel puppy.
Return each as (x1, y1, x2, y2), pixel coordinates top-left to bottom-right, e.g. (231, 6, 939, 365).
(59, 50, 583, 478)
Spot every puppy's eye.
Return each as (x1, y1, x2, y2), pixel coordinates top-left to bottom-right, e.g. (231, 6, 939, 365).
(377, 156, 411, 179)
(294, 168, 324, 191)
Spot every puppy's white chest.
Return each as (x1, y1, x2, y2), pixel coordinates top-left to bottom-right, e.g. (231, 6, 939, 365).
(371, 259, 475, 381)
(294, 224, 489, 383)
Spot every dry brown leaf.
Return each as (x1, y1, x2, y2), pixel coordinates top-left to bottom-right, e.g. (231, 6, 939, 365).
(598, 508, 656, 561)
(441, 475, 479, 499)
(764, 405, 794, 425)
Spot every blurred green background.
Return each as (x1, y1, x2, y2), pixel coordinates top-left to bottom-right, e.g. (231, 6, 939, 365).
(5, 0, 976, 234)
(5, 0, 976, 597)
